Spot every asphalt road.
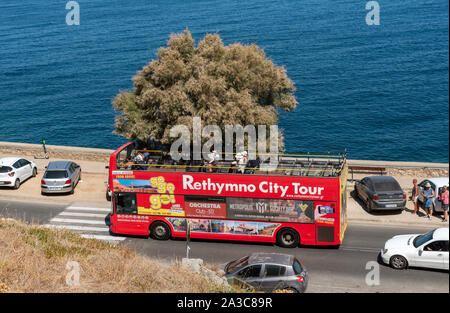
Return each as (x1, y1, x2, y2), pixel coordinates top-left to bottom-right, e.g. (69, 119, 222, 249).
(0, 198, 66, 224)
(1, 199, 448, 293)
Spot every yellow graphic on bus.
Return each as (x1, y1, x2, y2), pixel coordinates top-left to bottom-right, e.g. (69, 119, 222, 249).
(138, 176, 184, 217)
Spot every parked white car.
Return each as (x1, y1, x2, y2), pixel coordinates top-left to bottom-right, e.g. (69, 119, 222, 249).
(380, 228, 449, 270)
(417, 177, 449, 213)
(0, 157, 38, 189)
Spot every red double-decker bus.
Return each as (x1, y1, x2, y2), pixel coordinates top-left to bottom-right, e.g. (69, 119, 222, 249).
(107, 142, 348, 247)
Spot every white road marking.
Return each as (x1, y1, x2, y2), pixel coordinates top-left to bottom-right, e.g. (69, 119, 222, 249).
(45, 224, 110, 232)
(59, 211, 106, 218)
(50, 218, 106, 225)
(64, 206, 110, 213)
(46, 205, 126, 243)
(81, 234, 126, 241)
(341, 246, 380, 253)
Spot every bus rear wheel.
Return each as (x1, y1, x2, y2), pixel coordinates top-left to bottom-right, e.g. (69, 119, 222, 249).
(150, 221, 171, 240)
(276, 228, 300, 248)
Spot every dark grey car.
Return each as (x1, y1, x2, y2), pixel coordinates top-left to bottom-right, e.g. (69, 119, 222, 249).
(224, 253, 308, 293)
(41, 161, 81, 195)
(354, 176, 406, 212)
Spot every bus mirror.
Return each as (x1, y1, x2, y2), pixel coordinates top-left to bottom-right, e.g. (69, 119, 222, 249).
(105, 165, 109, 169)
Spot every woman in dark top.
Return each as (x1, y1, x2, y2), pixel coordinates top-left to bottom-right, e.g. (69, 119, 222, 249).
(411, 179, 419, 215)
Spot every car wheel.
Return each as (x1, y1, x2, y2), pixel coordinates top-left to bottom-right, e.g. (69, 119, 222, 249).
(150, 221, 171, 240)
(13, 179, 20, 190)
(390, 255, 408, 270)
(69, 184, 74, 195)
(32, 167, 37, 177)
(276, 228, 300, 248)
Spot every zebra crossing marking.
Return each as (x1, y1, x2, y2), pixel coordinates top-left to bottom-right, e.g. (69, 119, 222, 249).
(45, 205, 126, 243)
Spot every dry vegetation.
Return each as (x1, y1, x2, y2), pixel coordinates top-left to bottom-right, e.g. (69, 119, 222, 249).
(0, 217, 234, 293)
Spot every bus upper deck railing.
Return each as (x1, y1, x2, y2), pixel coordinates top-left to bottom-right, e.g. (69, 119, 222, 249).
(114, 149, 347, 177)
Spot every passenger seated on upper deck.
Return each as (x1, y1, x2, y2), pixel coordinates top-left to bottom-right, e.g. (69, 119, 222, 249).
(141, 148, 150, 162)
(234, 151, 248, 174)
(246, 157, 260, 174)
(205, 150, 220, 173)
(133, 152, 146, 170)
(122, 157, 133, 170)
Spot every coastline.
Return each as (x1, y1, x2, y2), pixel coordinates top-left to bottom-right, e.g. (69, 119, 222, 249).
(1, 141, 448, 170)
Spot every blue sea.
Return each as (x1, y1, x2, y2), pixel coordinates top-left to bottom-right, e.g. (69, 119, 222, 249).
(0, 0, 448, 162)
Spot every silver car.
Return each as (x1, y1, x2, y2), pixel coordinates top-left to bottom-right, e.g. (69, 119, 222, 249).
(41, 161, 81, 195)
(224, 253, 308, 293)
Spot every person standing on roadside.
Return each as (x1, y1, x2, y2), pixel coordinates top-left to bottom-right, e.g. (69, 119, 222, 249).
(439, 185, 449, 222)
(411, 179, 420, 215)
(421, 182, 435, 219)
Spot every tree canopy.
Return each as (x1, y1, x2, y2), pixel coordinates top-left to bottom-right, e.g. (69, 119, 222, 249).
(113, 30, 297, 151)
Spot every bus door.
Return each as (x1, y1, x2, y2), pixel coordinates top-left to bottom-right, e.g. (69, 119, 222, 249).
(113, 193, 147, 235)
(314, 201, 338, 244)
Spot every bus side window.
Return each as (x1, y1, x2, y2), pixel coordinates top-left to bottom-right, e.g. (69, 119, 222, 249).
(116, 193, 137, 214)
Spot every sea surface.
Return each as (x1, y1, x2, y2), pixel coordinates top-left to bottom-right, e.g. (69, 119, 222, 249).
(0, 0, 448, 162)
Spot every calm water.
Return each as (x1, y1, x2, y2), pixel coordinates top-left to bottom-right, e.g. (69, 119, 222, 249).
(0, 0, 448, 162)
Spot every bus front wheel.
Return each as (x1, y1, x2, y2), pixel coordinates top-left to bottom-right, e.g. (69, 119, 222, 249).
(150, 221, 171, 240)
(276, 228, 300, 248)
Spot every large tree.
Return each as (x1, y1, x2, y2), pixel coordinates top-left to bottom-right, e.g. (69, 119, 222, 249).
(113, 30, 297, 151)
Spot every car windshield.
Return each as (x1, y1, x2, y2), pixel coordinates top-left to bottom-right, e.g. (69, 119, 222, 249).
(44, 171, 68, 179)
(413, 230, 435, 248)
(0, 166, 12, 173)
(225, 256, 249, 274)
(292, 259, 303, 275)
(373, 181, 401, 192)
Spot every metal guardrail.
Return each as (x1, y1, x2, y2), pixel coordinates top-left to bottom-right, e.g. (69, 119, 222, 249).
(117, 159, 346, 177)
(348, 165, 387, 182)
(117, 147, 348, 177)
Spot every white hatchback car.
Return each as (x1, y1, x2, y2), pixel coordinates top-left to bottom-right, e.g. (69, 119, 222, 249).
(0, 157, 38, 189)
(381, 228, 449, 270)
